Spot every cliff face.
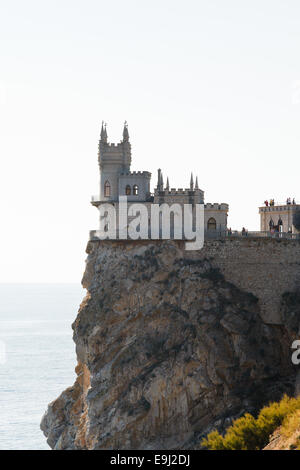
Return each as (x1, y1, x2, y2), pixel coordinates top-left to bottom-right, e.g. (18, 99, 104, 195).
(41, 239, 300, 450)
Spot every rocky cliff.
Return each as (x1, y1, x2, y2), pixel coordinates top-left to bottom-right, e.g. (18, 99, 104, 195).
(41, 239, 300, 450)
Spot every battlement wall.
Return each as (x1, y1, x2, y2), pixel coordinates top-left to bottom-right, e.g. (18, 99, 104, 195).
(259, 204, 300, 213)
(99, 141, 131, 159)
(197, 238, 300, 324)
(120, 171, 151, 177)
(106, 142, 124, 148)
(154, 188, 204, 196)
(205, 203, 229, 211)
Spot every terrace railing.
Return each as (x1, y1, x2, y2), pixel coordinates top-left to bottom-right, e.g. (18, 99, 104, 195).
(89, 229, 300, 241)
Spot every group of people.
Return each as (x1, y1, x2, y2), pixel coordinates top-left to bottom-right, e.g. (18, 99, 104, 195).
(286, 197, 296, 205)
(226, 227, 248, 236)
(227, 227, 248, 235)
(264, 199, 275, 206)
(264, 197, 296, 207)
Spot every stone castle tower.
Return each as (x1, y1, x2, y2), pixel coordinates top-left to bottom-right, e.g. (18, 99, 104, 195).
(92, 122, 229, 236)
(98, 122, 151, 202)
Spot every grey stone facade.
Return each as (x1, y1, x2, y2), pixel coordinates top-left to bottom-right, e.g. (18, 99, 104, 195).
(97, 122, 151, 203)
(92, 122, 229, 234)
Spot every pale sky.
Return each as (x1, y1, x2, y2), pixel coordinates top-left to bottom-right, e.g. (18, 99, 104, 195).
(1, 0, 300, 282)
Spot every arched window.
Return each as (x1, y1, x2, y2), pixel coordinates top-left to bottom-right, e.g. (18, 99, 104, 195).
(133, 184, 139, 196)
(104, 181, 111, 197)
(207, 217, 217, 231)
(125, 185, 131, 195)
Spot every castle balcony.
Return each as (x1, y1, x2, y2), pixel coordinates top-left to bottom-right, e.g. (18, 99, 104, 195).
(259, 202, 300, 212)
(91, 195, 102, 207)
(91, 194, 155, 205)
(89, 229, 300, 242)
(206, 230, 300, 240)
(90, 195, 119, 206)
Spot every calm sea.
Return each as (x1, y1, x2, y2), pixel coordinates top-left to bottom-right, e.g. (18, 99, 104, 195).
(0, 283, 84, 450)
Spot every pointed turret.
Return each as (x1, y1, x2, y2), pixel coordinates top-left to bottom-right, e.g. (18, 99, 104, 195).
(157, 169, 161, 188)
(100, 121, 107, 143)
(190, 172, 194, 190)
(166, 177, 170, 191)
(123, 121, 129, 142)
(195, 176, 199, 190)
(157, 169, 164, 191)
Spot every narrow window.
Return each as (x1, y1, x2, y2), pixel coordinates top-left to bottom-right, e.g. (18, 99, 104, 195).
(133, 184, 139, 196)
(207, 217, 216, 231)
(104, 181, 111, 197)
(125, 185, 131, 195)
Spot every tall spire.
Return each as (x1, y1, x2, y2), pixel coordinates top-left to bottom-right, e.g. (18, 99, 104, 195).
(195, 176, 199, 190)
(100, 121, 107, 143)
(157, 169, 164, 190)
(190, 172, 194, 190)
(123, 121, 129, 142)
(166, 177, 170, 191)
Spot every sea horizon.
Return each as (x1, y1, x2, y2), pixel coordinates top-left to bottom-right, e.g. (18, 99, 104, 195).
(0, 283, 84, 450)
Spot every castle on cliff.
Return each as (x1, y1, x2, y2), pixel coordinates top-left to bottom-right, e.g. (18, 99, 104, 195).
(91, 122, 229, 235)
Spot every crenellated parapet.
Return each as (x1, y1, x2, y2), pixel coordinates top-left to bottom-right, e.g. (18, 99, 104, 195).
(205, 203, 229, 211)
(155, 188, 203, 196)
(98, 140, 131, 167)
(121, 171, 152, 177)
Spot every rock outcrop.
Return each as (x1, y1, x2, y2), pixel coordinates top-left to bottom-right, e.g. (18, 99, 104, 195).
(264, 409, 300, 450)
(41, 239, 300, 449)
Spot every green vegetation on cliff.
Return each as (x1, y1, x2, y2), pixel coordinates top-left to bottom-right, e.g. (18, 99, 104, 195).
(202, 395, 300, 450)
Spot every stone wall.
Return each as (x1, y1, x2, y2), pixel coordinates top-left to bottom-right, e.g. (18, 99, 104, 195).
(186, 238, 300, 324)
(86, 237, 300, 324)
